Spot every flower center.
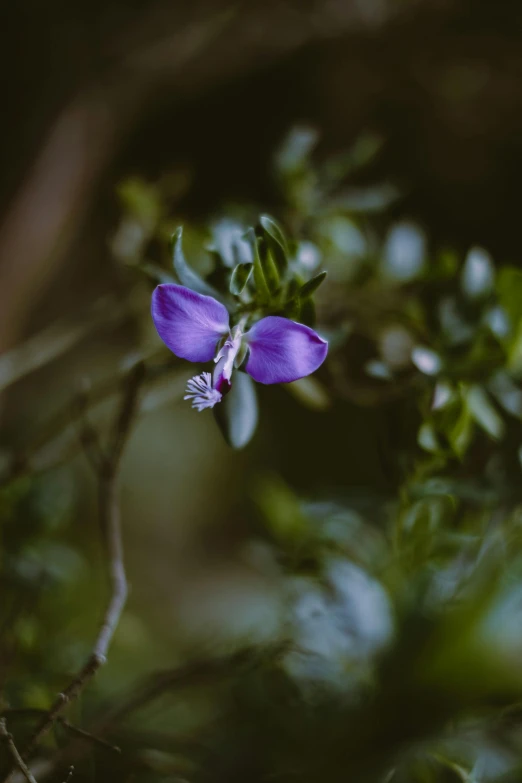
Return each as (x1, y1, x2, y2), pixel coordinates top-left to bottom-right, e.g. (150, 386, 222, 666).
(213, 321, 246, 393)
(185, 320, 248, 412)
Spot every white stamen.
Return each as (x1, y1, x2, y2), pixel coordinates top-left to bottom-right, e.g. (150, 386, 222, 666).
(184, 372, 222, 412)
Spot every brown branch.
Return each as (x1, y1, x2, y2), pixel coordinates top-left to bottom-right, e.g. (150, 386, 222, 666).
(0, 719, 37, 783)
(1, 363, 144, 782)
(26, 648, 261, 782)
(92, 649, 254, 735)
(57, 721, 120, 755)
(0, 712, 119, 755)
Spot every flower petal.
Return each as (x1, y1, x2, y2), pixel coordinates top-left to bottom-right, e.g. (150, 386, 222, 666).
(151, 284, 229, 362)
(245, 316, 328, 384)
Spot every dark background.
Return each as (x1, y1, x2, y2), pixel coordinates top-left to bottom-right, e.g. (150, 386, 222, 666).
(3, 2, 522, 782)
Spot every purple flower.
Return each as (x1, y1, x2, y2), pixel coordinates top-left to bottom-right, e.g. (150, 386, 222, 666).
(151, 284, 328, 411)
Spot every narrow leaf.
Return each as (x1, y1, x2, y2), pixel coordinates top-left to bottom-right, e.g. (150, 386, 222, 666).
(461, 247, 494, 299)
(411, 346, 442, 376)
(259, 214, 288, 271)
(259, 215, 287, 248)
(465, 384, 504, 440)
(245, 228, 271, 303)
(260, 241, 280, 295)
(299, 271, 327, 299)
(171, 227, 224, 301)
(284, 376, 331, 411)
(230, 263, 253, 296)
(418, 422, 441, 454)
(286, 278, 302, 300)
(209, 218, 253, 268)
(214, 372, 258, 449)
(497, 267, 522, 339)
(448, 405, 474, 458)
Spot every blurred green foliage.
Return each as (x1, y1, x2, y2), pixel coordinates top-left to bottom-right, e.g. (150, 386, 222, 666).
(3, 127, 522, 783)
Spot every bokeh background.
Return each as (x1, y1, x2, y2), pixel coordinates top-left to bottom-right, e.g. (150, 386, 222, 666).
(4, 1, 522, 782)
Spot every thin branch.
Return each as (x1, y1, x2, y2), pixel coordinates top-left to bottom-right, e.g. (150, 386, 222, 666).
(0, 713, 119, 755)
(0, 719, 38, 783)
(92, 648, 256, 734)
(27, 649, 262, 782)
(57, 721, 120, 755)
(1, 363, 144, 781)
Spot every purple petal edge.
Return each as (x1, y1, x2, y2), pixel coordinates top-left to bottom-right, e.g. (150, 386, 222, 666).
(151, 284, 229, 363)
(245, 316, 328, 385)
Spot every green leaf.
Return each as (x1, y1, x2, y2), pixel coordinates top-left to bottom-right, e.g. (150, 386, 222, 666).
(465, 384, 505, 440)
(213, 372, 258, 449)
(284, 376, 331, 411)
(245, 228, 271, 303)
(230, 263, 253, 296)
(283, 278, 305, 319)
(285, 278, 302, 300)
(274, 126, 318, 174)
(259, 241, 280, 295)
(171, 227, 225, 302)
(497, 266, 522, 325)
(209, 218, 253, 268)
(283, 298, 301, 320)
(507, 320, 522, 372)
(418, 422, 441, 454)
(259, 215, 286, 247)
(461, 247, 494, 299)
(411, 346, 442, 376)
(448, 404, 474, 458)
(259, 214, 288, 272)
(298, 271, 327, 299)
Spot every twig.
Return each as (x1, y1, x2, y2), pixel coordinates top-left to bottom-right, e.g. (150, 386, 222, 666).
(91, 648, 256, 734)
(1, 363, 144, 781)
(26, 648, 261, 781)
(0, 719, 37, 783)
(58, 721, 120, 755)
(0, 712, 119, 755)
